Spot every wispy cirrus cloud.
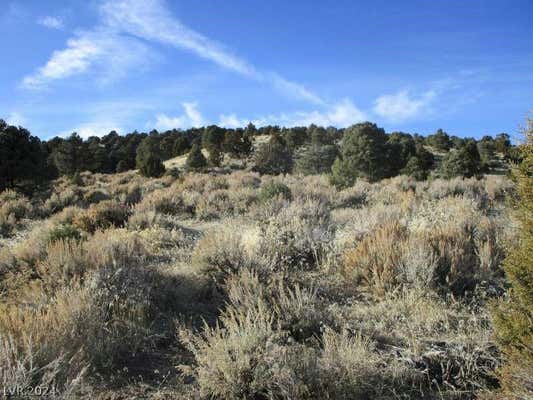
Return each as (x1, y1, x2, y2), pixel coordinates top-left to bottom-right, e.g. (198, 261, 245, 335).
(22, 0, 322, 104)
(373, 89, 436, 122)
(22, 29, 152, 89)
(99, 0, 322, 103)
(37, 16, 64, 29)
(99, 0, 259, 79)
(270, 73, 324, 105)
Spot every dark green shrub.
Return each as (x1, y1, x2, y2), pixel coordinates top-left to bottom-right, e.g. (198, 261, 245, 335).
(173, 136, 190, 156)
(439, 141, 482, 178)
(259, 181, 292, 202)
(492, 119, 533, 398)
(84, 190, 110, 204)
(47, 224, 82, 244)
(426, 129, 452, 152)
(253, 140, 293, 175)
(186, 143, 208, 171)
(295, 145, 338, 175)
(330, 122, 388, 187)
(165, 167, 180, 178)
(73, 201, 131, 233)
(136, 136, 166, 177)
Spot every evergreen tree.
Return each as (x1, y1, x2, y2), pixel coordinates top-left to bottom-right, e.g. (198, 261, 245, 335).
(203, 125, 225, 167)
(202, 125, 225, 152)
(223, 129, 252, 158)
(173, 136, 190, 156)
(253, 136, 293, 175)
(427, 128, 452, 151)
(0, 121, 49, 189)
(386, 132, 416, 176)
(136, 136, 166, 177)
(295, 144, 339, 175)
(284, 127, 307, 150)
(186, 142, 208, 171)
(244, 122, 257, 137)
(415, 143, 435, 171)
(477, 135, 496, 169)
(310, 126, 331, 146)
(52, 133, 86, 176)
(208, 146, 223, 167)
(401, 156, 428, 180)
(495, 133, 511, 153)
(330, 122, 388, 187)
(492, 118, 533, 398)
(160, 135, 176, 160)
(116, 159, 130, 173)
(439, 140, 482, 178)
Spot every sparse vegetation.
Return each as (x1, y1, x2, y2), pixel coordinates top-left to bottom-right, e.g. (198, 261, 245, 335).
(0, 117, 526, 399)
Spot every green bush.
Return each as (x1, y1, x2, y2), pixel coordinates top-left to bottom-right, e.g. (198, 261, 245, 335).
(439, 141, 482, 179)
(258, 181, 292, 202)
(492, 118, 533, 398)
(295, 145, 338, 175)
(330, 122, 389, 187)
(136, 136, 166, 177)
(253, 137, 293, 175)
(72, 201, 131, 233)
(47, 224, 82, 244)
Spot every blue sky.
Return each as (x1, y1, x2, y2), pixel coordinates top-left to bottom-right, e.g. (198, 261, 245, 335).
(1, 0, 532, 140)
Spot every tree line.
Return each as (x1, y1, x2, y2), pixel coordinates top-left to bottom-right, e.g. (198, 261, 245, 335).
(0, 117, 518, 191)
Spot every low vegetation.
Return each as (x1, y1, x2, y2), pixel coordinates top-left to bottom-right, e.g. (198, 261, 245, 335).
(0, 117, 529, 399)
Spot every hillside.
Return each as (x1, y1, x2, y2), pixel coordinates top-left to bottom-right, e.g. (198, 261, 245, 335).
(0, 167, 517, 399)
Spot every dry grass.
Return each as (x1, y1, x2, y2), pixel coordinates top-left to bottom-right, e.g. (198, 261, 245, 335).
(0, 171, 516, 398)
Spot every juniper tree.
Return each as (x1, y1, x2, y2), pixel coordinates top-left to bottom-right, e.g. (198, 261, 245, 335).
(136, 136, 166, 177)
(186, 142, 208, 171)
(330, 122, 388, 187)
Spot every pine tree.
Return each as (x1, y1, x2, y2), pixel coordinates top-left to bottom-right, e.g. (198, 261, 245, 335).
(0, 121, 49, 189)
(52, 133, 86, 176)
(492, 118, 533, 398)
(186, 143, 208, 171)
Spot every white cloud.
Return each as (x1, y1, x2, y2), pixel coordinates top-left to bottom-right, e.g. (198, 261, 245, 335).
(158, 99, 366, 129)
(38, 16, 63, 29)
(270, 74, 324, 105)
(23, 0, 323, 105)
(6, 112, 26, 126)
(154, 102, 204, 130)
(23, 35, 101, 88)
(99, 0, 258, 78)
(99, 0, 324, 104)
(257, 98, 367, 127)
(22, 30, 152, 89)
(62, 120, 123, 139)
(373, 89, 435, 121)
(218, 113, 249, 128)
